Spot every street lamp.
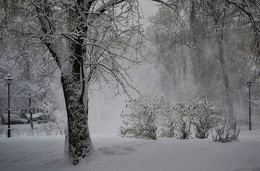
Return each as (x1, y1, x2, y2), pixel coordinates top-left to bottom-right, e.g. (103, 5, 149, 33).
(5, 74, 13, 138)
(247, 78, 253, 131)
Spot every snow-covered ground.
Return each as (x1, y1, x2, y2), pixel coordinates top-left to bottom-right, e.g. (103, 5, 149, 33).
(0, 129, 260, 171)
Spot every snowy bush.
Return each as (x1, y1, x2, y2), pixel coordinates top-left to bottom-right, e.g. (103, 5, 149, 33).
(119, 94, 165, 140)
(212, 118, 240, 143)
(159, 97, 223, 139)
(120, 95, 226, 140)
(173, 103, 193, 139)
(158, 102, 192, 139)
(158, 103, 176, 137)
(190, 97, 223, 139)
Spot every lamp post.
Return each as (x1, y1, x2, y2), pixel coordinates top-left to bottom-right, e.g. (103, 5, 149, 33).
(247, 79, 253, 131)
(5, 74, 13, 138)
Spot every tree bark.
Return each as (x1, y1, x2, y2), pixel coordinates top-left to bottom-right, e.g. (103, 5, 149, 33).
(217, 32, 234, 125)
(34, 1, 94, 164)
(190, 0, 207, 87)
(212, 2, 234, 128)
(61, 1, 93, 163)
(29, 96, 33, 129)
(61, 75, 93, 165)
(62, 25, 93, 165)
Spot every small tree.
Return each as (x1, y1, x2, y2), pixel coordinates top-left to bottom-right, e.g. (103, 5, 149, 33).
(120, 94, 164, 140)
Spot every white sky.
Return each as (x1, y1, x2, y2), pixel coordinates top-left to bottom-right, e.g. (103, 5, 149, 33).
(139, 1, 159, 28)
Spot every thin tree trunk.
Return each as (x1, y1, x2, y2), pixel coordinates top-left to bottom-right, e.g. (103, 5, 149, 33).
(29, 95, 33, 129)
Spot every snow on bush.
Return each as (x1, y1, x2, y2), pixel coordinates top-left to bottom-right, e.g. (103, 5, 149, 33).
(158, 101, 192, 139)
(119, 94, 165, 140)
(190, 97, 223, 139)
(120, 95, 226, 140)
(159, 97, 223, 139)
(212, 118, 240, 143)
(158, 103, 176, 137)
(170, 102, 193, 139)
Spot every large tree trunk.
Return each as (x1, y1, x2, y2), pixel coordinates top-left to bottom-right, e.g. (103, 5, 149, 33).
(61, 22, 92, 164)
(61, 75, 93, 165)
(217, 34, 234, 125)
(190, 0, 209, 93)
(35, 0, 94, 164)
(214, 4, 235, 127)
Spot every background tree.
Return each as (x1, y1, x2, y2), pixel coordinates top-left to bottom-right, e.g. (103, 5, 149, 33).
(147, 0, 260, 127)
(0, 1, 53, 120)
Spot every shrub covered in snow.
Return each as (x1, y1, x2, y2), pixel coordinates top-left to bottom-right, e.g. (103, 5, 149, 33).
(159, 97, 223, 139)
(212, 119, 240, 143)
(189, 97, 223, 139)
(119, 94, 165, 140)
(171, 103, 193, 139)
(158, 103, 176, 137)
(120, 95, 226, 140)
(159, 102, 192, 139)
